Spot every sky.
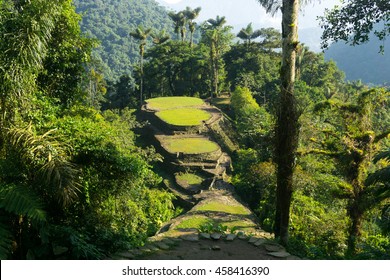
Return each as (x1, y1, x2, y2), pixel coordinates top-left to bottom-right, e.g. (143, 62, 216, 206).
(155, 0, 342, 52)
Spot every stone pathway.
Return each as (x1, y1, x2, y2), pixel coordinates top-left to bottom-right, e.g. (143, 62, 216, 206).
(111, 231, 300, 260)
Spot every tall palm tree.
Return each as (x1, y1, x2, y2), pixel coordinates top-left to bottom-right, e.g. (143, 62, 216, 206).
(129, 26, 152, 105)
(168, 11, 186, 41)
(256, 0, 301, 246)
(203, 16, 230, 99)
(237, 23, 262, 47)
(184, 7, 201, 47)
(151, 30, 171, 45)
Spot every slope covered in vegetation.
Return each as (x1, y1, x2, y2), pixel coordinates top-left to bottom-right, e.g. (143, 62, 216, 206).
(73, 0, 174, 80)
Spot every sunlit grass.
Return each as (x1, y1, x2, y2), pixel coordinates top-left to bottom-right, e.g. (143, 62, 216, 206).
(176, 173, 204, 186)
(196, 201, 250, 215)
(156, 108, 211, 126)
(175, 216, 212, 230)
(162, 137, 219, 154)
(146, 97, 204, 111)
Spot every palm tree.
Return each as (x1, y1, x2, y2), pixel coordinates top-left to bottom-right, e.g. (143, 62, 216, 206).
(0, 0, 60, 146)
(168, 11, 187, 41)
(255, 0, 301, 246)
(0, 124, 80, 258)
(129, 26, 152, 105)
(151, 30, 171, 45)
(184, 7, 201, 47)
(203, 16, 231, 99)
(237, 23, 262, 47)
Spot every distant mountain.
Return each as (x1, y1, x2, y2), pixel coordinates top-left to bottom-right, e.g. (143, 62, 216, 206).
(74, 0, 174, 81)
(324, 35, 390, 86)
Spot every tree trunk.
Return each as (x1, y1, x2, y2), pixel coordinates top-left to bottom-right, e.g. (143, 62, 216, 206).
(274, 0, 300, 246)
(140, 47, 144, 106)
(347, 200, 363, 256)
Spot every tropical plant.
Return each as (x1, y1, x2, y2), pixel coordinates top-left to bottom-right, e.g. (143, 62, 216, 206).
(129, 25, 152, 105)
(319, 0, 390, 52)
(237, 23, 262, 47)
(168, 11, 187, 41)
(255, 0, 301, 246)
(151, 30, 171, 45)
(184, 7, 201, 48)
(201, 16, 234, 98)
(305, 88, 390, 255)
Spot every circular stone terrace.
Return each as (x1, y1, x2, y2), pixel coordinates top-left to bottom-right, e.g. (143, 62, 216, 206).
(145, 97, 222, 127)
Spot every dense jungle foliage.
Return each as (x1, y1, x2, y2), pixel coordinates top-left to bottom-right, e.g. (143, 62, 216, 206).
(0, 0, 389, 260)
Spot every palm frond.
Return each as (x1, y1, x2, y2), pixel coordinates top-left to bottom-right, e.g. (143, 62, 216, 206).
(7, 125, 80, 206)
(256, 0, 282, 16)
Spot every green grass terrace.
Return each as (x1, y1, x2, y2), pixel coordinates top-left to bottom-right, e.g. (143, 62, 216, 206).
(155, 108, 212, 126)
(145, 96, 205, 111)
(160, 136, 220, 155)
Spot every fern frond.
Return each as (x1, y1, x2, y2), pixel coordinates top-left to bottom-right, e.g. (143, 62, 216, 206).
(366, 166, 390, 186)
(0, 221, 12, 260)
(0, 184, 47, 225)
(373, 149, 390, 163)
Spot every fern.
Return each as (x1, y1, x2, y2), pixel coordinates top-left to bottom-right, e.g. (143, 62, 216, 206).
(0, 184, 47, 225)
(0, 221, 12, 260)
(366, 149, 390, 186)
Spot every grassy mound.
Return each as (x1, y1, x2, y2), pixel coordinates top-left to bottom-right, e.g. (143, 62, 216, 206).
(146, 97, 204, 111)
(156, 108, 211, 126)
(162, 137, 219, 154)
(175, 216, 212, 230)
(196, 201, 250, 215)
(176, 173, 204, 186)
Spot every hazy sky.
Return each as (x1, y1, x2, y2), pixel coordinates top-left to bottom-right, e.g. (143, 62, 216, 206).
(156, 0, 341, 28)
(156, 0, 342, 51)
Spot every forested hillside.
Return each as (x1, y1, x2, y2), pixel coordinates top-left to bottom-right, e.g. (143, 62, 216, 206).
(325, 33, 390, 86)
(73, 0, 174, 80)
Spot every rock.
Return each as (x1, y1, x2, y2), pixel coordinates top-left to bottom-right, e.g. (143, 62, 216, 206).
(154, 242, 170, 250)
(254, 238, 267, 247)
(225, 234, 236, 241)
(268, 251, 291, 258)
(286, 255, 301, 260)
(162, 238, 176, 246)
(248, 237, 259, 244)
(166, 237, 181, 245)
(212, 245, 221, 251)
(181, 234, 199, 242)
(211, 233, 222, 240)
(131, 249, 144, 256)
(199, 233, 211, 240)
(116, 251, 135, 259)
(238, 233, 248, 240)
(144, 245, 159, 252)
(265, 244, 285, 252)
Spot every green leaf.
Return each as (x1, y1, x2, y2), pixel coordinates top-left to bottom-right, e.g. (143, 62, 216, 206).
(0, 184, 47, 225)
(0, 221, 12, 260)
